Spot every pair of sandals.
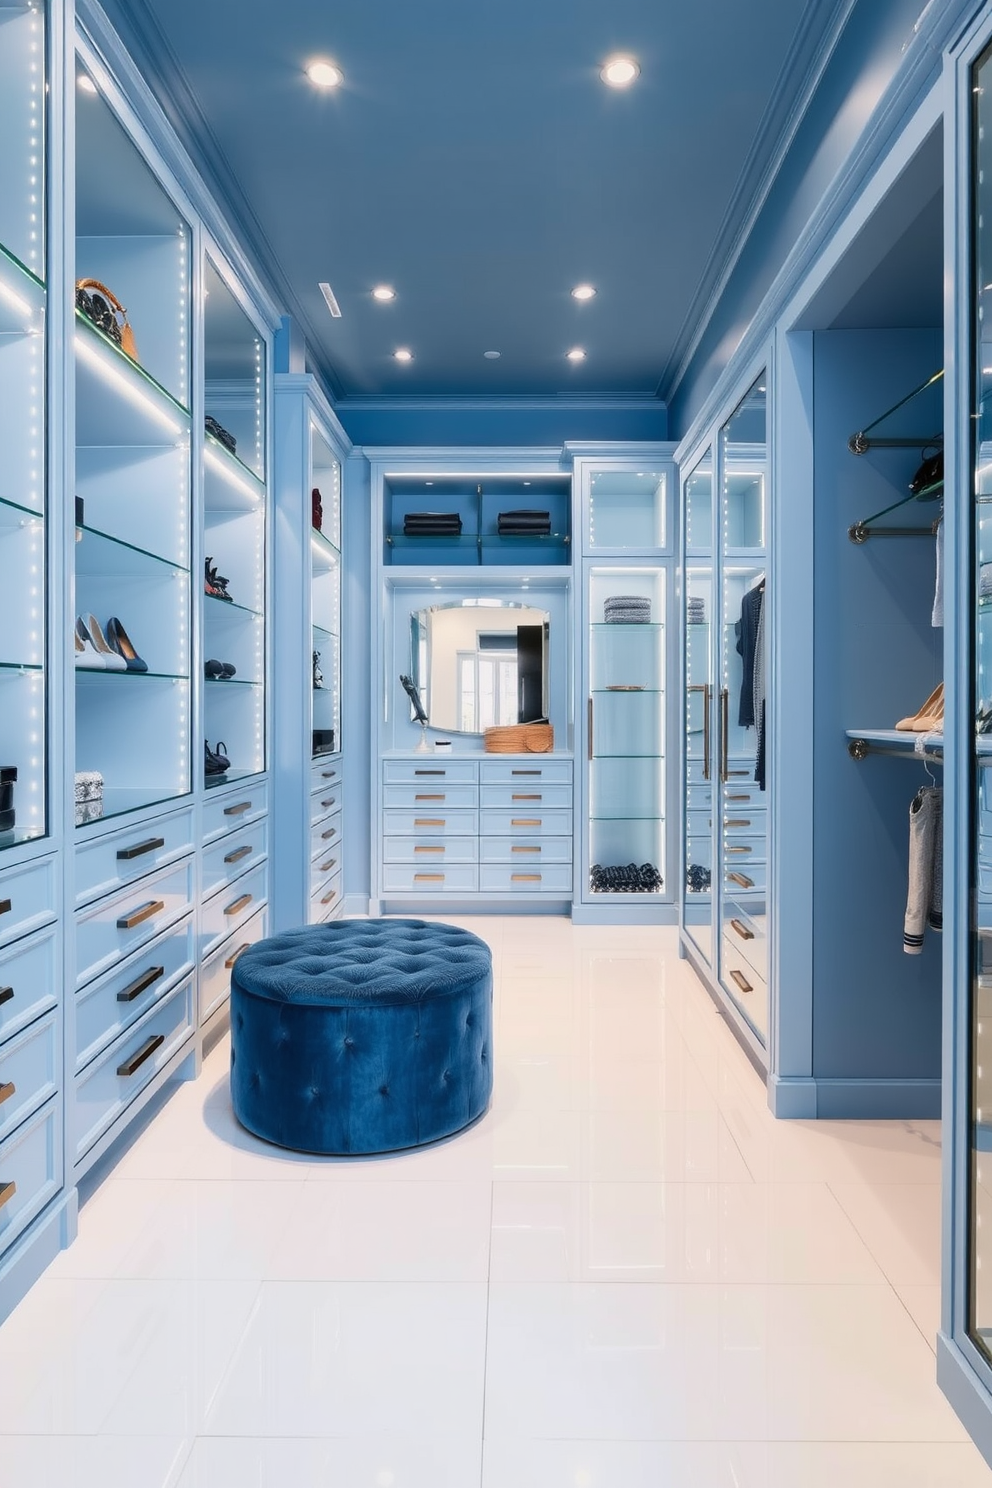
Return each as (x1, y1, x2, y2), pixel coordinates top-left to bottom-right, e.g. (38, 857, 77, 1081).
(205, 740, 230, 776)
(205, 557, 233, 603)
(895, 683, 944, 732)
(205, 659, 237, 680)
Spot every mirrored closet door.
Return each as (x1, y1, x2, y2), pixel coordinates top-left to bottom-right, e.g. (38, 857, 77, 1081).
(682, 447, 715, 963)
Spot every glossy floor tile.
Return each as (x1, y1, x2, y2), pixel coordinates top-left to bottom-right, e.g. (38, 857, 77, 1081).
(0, 917, 987, 1487)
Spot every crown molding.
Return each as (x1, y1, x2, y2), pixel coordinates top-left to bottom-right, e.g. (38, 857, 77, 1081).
(335, 392, 666, 414)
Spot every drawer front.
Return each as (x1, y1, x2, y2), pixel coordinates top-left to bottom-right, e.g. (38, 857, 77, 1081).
(686, 784, 713, 810)
(310, 871, 343, 922)
(722, 783, 765, 810)
(0, 1012, 58, 1144)
(75, 913, 195, 1073)
(382, 808, 478, 837)
(202, 821, 269, 897)
(721, 940, 768, 1012)
(201, 862, 268, 956)
(480, 782, 572, 810)
(311, 758, 342, 793)
(76, 860, 194, 990)
(721, 810, 766, 836)
(310, 783, 343, 825)
(383, 782, 478, 809)
(687, 810, 712, 838)
(310, 811, 343, 860)
(310, 846, 343, 893)
(479, 863, 573, 894)
(382, 864, 479, 894)
(480, 808, 573, 838)
(721, 833, 766, 864)
(382, 837, 477, 865)
(383, 759, 478, 785)
(75, 805, 195, 908)
(199, 907, 267, 1024)
(724, 762, 757, 784)
(0, 856, 57, 950)
(0, 1100, 61, 1259)
(479, 758, 572, 786)
(73, 978, 195, 1162)
(0, 929, 57, 1048)
(480, 836, 572, 865)
(724, 907, 768, 982)
(202, 782, 268, 844)
(687, 760, 711, 786)
(724, 862, 767, 895)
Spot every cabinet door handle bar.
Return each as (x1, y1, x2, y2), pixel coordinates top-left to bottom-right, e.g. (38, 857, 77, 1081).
(117, 965, 165, 1003)
(225, 943, 250, 970)
(116, 836, 165, 861)
(0, 1082, 15, 1106)
(511, 818, 541, 827)
(0, 900, 10, 917)
(224, 845, 252, 865)
(0, 987, 13, 1007)
(414, 818, 444, 827)
(728, 872, 754, 888)
(729, 969, 753, 995)
(225, 894, 252, 917)
(0, 1181, 15, 1210)
(320, 890, 337, 905)
(117, 1034, 165, 1078)
(224, 801, 252, 817)
(730, 918, 754, 941)
(117, 899, 165, 930)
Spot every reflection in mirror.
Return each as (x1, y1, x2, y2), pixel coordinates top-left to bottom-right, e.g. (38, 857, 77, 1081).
(410, 600, 549, 735)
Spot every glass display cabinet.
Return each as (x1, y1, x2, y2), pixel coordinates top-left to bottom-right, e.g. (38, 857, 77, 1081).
(311, 424, 341, 766)
(0, 0, 47, 848)
(74, 72, 192, 823)
(683, 447, 715, 962)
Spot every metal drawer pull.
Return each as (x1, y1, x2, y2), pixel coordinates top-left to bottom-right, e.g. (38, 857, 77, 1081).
(224, 845, 253, 865)
(320, 796, 337, 808)
(414, 818, 444, 827)
(727, 793, 751, 802)
(117, 965, 165, 1003)
(730, 919, 754, 941)
(0, 987, 12, 1007)
(415, 793, 445, 801)
(414, 769, 446, 776)
(511, 769, 541, 775)
(729, 969, 753, 995)
(512, 793, 542, 801)
(414, 873, 444, 882)
(117, 899, 165, 930)
(512, 818, 541, 827)
(724, 819, 751, 829)
(414, 846, 444, 854)
(0, 1181, 15, 1210)
(320, 890, 337, 906)
(726, 845, 752, 854)
(512, 845, 541, 854)
(321, 826, 337, 840)
(728, 872, 754, 888)
(116, 836, 165, 861)
(319, 857, 337, 872)
(0, 900, 10, 917)
(0, 1082, 15, 1106)
(321, 770, 337, 780)
(225, 943, 251, 970)
(117, 1034, 165, 1078)
(728, 770, 750, 777)
(224, 801, 252, 817)
(512, 874, 542, 882)
(225, 894, 253, 917)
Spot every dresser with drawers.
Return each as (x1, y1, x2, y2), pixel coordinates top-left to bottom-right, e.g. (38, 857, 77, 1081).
(310, 755, 344, 922)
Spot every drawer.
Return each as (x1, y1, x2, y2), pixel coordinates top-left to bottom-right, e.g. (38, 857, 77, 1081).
(384, 759, 478, 785)
(721, 810, 766, 835)
(0, 856, 57, 950)
(722, 783, 765, 810)
(75, 805, 195, 908)
(687, 760, 710, 785)
(202, 781, 268, 844)
(311, 845, 343, 893)
(724, 862, 767, 895)
(721, 941, 768, 1013)
(479, 758, 572, 785)
(382, 808, 478, 837)
(724, 906, 768, 982)
(76, 860, 193, 990)
(311, 757, 342, 793)
(383, 782, 478, 809)
(687, 810, 712, 838)
(480, 808, 572, 837)
(75, 913, 195, 1073)
(479, 863, 573, 894)
(199, 907, 267, 1024)
(0, 1099, 61, 1259)
(480, 782, 572, 810)
(310, 783, 343, 825)
(202, 821, 269, 897)
(201, 861, 268, 956)
(383, 837, 477, 865)
(73, 978, 195, 1162)
(724, 762, 757, 783)
(0, 929, 57, 1048)
(382, 864, 479, 894)
(310, 871, 343, 922)
(480, 837, 572, 864)
(686, 784, 713, 810)
(721, 833, 766, 864)
(310, 811, 342, 860)
(0, 1012, 58, 1144)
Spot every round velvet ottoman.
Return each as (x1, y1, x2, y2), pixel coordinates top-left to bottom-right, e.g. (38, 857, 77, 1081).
(229, 918, 493, 1155)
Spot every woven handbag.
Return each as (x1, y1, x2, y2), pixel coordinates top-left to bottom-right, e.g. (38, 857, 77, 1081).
(484, 723, 554, 754)
(75, 278, 139, 361)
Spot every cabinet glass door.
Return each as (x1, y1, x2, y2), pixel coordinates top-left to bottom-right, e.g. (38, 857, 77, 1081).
(683, 448, 715, 962)
(311, 424, 341, 759)
(717, 376, 768, 1043)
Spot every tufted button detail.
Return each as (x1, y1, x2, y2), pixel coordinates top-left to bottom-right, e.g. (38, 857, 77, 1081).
(379, 1085, 389, 1097)
(442, 1069, 452, 1084)
(344, 1036, 354, 1050)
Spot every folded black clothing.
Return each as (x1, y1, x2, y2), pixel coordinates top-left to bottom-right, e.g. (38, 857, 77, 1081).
(498, 517, 552, 531)
(498, 509, 550, 522)
(498, 522, 552, 536)
(404, 512, 463, 535)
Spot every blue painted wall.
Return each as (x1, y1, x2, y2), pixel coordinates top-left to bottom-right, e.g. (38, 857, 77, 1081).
(335, 399, 668, 449)
(811, 329, 942, 1082)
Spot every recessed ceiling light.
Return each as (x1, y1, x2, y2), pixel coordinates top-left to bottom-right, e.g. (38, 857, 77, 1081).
(484, 350, 501, 359)
(394, 348, 413, 362)
(318, 282, 342, 318)
(77, 73, 97, 94)
(566, 347, 586, 362)
(372, 285, 396, 302)
(572, 283, 596, 301)
(601, 55, 639, 88)
(306, 59, 343, 89)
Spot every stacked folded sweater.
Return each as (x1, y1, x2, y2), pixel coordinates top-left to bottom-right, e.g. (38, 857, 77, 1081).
(75, 770, 104, 826)
(687, 596, 706, 624)
(604, 594, 651, 624)
(403, 512, 463, 536)
(981, 562, 992, 601)
(497, 509, 552, 536)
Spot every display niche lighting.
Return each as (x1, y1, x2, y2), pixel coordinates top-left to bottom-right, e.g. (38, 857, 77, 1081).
(600, 55, 639, 88)
(393, 348, 413, 362)
(306, 59, 343, 89)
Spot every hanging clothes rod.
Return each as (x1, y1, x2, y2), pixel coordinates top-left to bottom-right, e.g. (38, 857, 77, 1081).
(848, 488, 943, 544)
(847, 370, 944, 454)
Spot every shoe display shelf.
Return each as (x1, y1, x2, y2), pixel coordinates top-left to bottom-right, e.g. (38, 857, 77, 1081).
(382, 472, 571, 567)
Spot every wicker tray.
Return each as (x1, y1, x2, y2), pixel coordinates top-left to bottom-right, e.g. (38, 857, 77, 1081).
(484, 723, 554, 754)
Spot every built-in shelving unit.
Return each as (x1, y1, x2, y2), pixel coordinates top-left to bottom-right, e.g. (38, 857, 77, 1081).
(382, 474, 571, 567)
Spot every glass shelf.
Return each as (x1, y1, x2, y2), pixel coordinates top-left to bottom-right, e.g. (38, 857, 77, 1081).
(204, 768, 265, 791)
(387, 532, 480, 549)
(204, 677, 261, 688)
(75, 669, 188, 686)
(593, 687, 663, 694)
(0, 241, 45, 336)
(0, 493, 43, 529)
(312, 528, 341, 575)
(75, 314, 192, 447)
(590, 621, 664, 631)
(76, 786, 192, 828)
(0, 826, 46, 853)
(591, 813, 664, 821)
(75, 523, 187, 578)
(0, 659, 42, 674)
(204, 593, 262, 620)
(313, 623, 339, 640)
(204, 435, 265, 510)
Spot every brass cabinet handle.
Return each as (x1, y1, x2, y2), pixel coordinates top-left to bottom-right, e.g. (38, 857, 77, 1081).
(319, 857, 338, 872)
(224, 801, 252, 817)
(726, 845, 752, 854)
(0, 987, 13, 1007)
(320, 796, 337, 808)
(117, 1033, 165, 1078)
(225, 893, 252, 917)
(414, 873, 445, 882)
(321, 826, 337, 840)
(727, 793, 751, 802)
(512, 874, 542, 882)
(414, 818, 444, 827)
(512, 845, 541, 854)
(224, 844, 252, 865)
(0, 1082, 15, 1106)
(225, 943, 250, 970)
(414, 845, 444, 854)
(720, 688, 729, 783)
(588, 696, 594, 761)
(512, 793, 542, 801)
(116, 836, 165, 861)
(730, 918, 754, 941)
(117, 899, 165, 930)
(724, 819, 751, 829)
(511, 769, 542, 775)
(512, 818, 541, 827)
(729, 969, 753, 995)
(728, 872, 754, 888)
(0, 1180, 16, 1210)
(117, 965, 165, 1003)
(415, 793, 445, 801)
(728, 769, 749, 777)
(320, 889, 337, 905)
(414, 769, 446, 776)
(0, 900, 10, 916)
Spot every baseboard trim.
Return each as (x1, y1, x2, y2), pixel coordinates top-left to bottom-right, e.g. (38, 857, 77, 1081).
(937, 1334, 992, 1472)
(0, 1189, 77, 1325)
(770, 1073, 941, 1118)
(569, 903, 679, 927)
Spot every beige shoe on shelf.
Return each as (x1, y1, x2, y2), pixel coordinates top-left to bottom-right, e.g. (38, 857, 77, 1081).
(895, 682, 944, 732)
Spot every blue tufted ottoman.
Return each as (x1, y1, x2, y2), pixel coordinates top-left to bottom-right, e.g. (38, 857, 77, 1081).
(229, 918, 493, 1155)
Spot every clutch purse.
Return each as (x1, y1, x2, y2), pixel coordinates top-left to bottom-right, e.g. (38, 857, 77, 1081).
(75, 278, 138, 361)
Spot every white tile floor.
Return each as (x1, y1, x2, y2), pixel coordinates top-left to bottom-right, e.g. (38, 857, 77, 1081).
(2, 918, 990, 1486)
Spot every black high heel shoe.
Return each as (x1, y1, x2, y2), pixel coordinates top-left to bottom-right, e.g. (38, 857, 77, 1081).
(105, 616, 148, 672)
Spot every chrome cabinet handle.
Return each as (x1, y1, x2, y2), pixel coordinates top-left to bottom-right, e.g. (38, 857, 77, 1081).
(224, 801, 252, 817)
(117, 836, 165, 861)
(729, 969, 753, 995)
(225, 943, 250, 970)
(224, 845, 252, 865)
(117, 899, 165, 930)
(117, 965, 165, 1003)
(321, 770, 337, 780)
(320, 796, 337, 808)
(730, 918, 754, 941)
(726, 845, 752, 855)
(688, 685, 711, 781)
(117, 1034, 165, 1078)
(321, 826, 337, 840)
(225, 894, 252, 917)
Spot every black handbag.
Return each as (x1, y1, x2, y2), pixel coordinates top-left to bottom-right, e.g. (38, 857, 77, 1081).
(204, 740, 231, 777)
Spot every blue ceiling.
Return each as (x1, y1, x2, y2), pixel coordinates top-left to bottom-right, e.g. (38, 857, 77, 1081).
(110, 0, 846, 400)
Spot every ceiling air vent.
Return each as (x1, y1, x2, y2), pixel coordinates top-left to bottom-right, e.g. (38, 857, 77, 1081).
(318, 282, 342, 319)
